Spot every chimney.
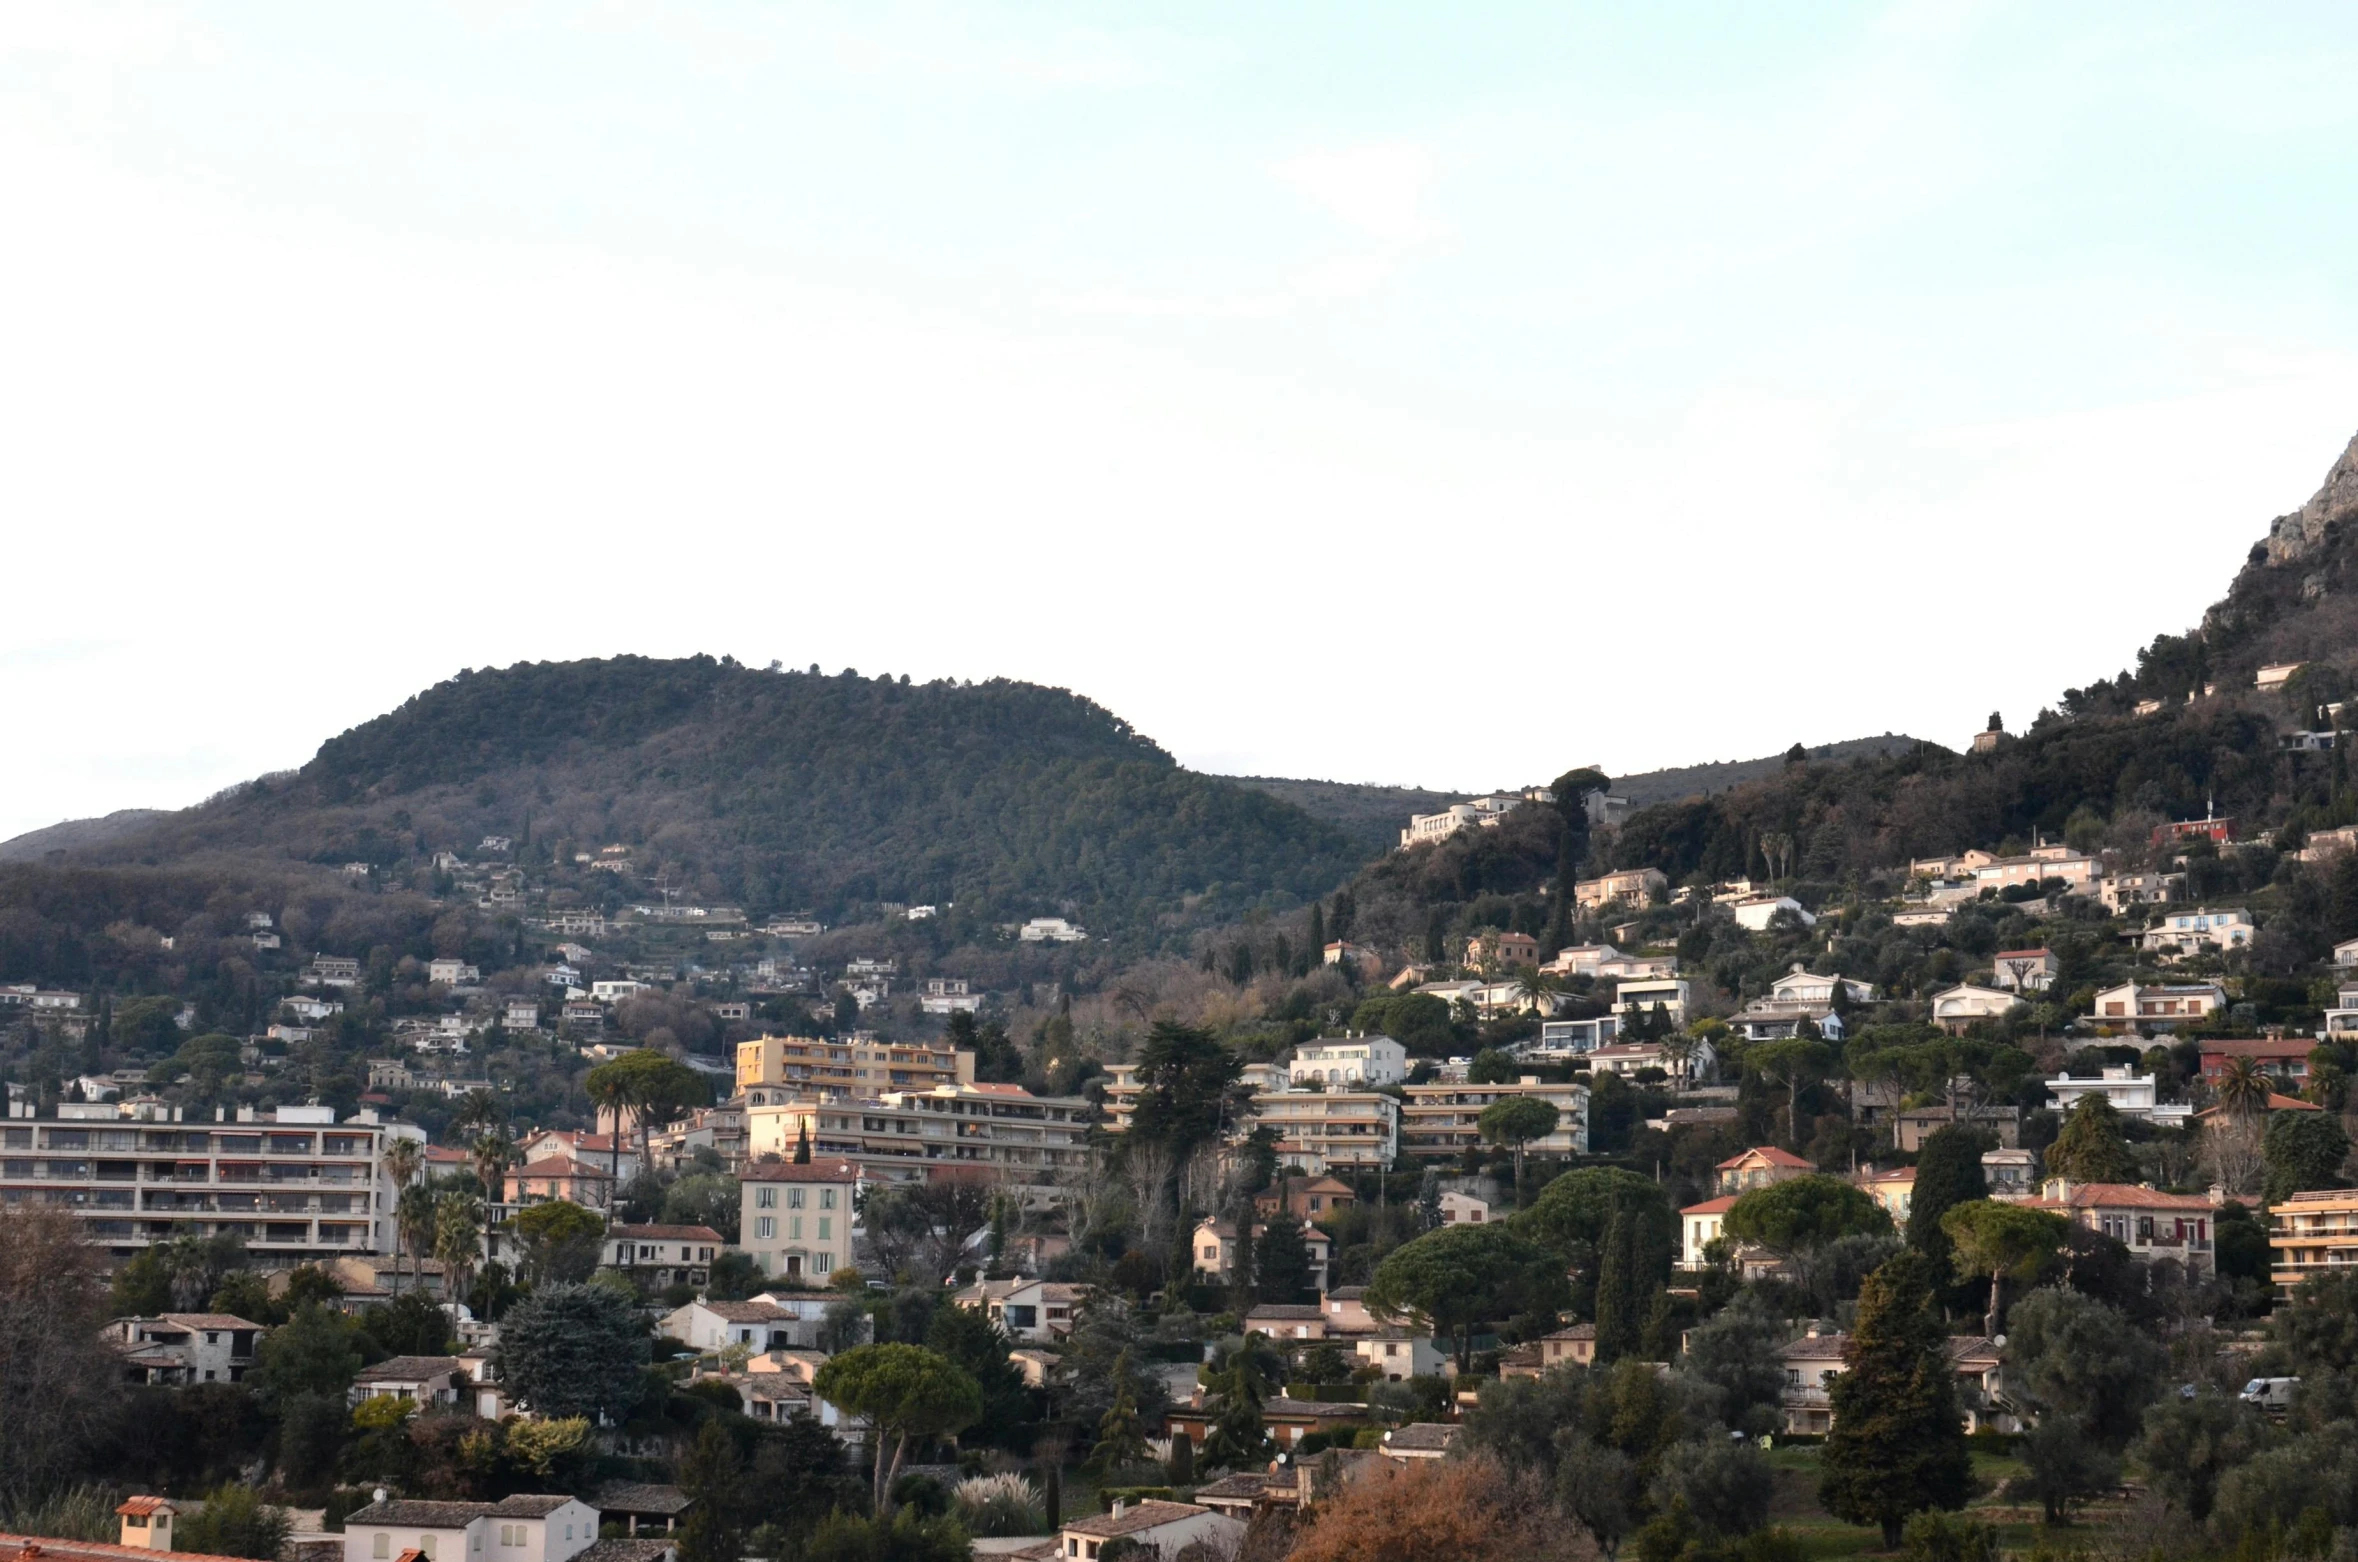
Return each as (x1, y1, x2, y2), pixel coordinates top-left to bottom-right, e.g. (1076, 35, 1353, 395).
(1110, 1499, 1126, 1519)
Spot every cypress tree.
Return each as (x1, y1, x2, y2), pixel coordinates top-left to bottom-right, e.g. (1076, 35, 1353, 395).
(793, 1121, 812, 1164)
(1595, 1196, 1643, 1362)
(1307, 903, 1326, 962)
(1819, 1249, 1973, 1546)
(1907, 1127, 1990, 1307)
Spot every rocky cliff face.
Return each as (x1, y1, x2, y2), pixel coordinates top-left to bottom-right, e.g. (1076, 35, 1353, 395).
(2266, 428, 2358, 564)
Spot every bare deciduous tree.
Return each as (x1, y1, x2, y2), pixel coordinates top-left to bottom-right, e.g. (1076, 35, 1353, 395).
(0, 1205, 124, 1501)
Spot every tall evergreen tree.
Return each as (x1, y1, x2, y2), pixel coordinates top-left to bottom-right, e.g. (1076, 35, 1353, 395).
(1256, 1213, 1315, 1304)
(1819, 1250, 1973, 1546)
(2043, 1097, 2139, 1185)
(793, 1121, 812, 1164)
(1306, 902, 1326, 961)
(1594, 1196, 1643, 1363)
(1907, 1127, 1990, 1306)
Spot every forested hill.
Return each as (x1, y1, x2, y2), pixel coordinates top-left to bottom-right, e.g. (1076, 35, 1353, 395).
(1306, 423, 2358, 952)
(57, 657, 1369, 946)
(1586, 423, 2358, 890)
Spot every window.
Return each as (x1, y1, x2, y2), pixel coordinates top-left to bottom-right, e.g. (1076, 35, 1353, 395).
(821, 1188, 837, 1210)
(818, 1216, 831, 1241)
(816, 1252, 832, 1271)
(755, 1217, 774, 1240)
(789, 1216, 802, 1241)
(756, 1187, 776, 1209)
(374, 1538, 389, 1559)
(789, 1187, 806, 1210)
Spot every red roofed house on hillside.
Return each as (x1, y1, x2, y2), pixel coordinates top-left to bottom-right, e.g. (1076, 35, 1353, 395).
(737, 1159, 860, 1283)
(1681, 1148, 1815, 1273)
(504, 1157, 616, 1213)
(1715, 1147, 1813, 1195)
(2036, 1182, 2222, 1277)
(2197, 1038, 2319, 1090)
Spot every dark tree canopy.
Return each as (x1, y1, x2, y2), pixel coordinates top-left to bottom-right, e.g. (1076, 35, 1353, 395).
(496, 1282, 650, 1421)
(1819, 1250, 1973, 1546)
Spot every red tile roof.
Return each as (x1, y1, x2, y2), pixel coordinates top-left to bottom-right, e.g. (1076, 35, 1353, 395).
(1718, 1147, 1811, 1169)
(2059, 1183, 2218, 1210)
(739, 1159, 861, 1182)
(610, 1225, 724, 1242)
(1681, 1195, 1739, 1214)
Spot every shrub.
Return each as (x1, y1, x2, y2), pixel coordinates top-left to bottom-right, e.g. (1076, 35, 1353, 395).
(951, 1473, 1046, 1537)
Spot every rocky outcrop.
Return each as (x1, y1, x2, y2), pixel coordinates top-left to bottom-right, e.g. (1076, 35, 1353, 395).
(2266, 428, 2358, 564)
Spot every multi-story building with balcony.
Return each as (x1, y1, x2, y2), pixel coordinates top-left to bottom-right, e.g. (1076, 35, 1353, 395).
(735, 1034, 974, 1099)
(2269, 1188, 2358, 1298)
(743, 1082, 1092, 1203)
(1249, 1089, 1399, 1174)
(1398, 1076, 1589, 1161)
(0, 1100, 394, 1263)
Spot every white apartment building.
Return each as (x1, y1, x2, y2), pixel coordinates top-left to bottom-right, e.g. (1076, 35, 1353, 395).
(2045, 1067, 2193, 1127)
(1250, 1088, 1399, 1174)
(1, 1100, 393, 1262)
(1612, 977, 1691, 1024)
(1288, 1036, 1407, 1087)
(2090, 981, 2228, 1032)
(1399, 1076, 1588, 1161)
(744, 1082, 1092, 1203)
(2138, 908, 2255, 958)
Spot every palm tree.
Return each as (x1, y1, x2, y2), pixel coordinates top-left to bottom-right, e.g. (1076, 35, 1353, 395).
(396, 1183, 439, 1300)
(1513, 967, 1559, 1015)
(471, 1129, 514, 1205)
(381, 1137, 424, 1292)
(451, 1089, 505, 1139)
(1659, 1031, 1699, 1093)
(2216, 1056, 2271, 1118)
(433, 1191, 484, 1316)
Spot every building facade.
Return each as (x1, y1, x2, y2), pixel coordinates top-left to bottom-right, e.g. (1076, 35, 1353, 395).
(1, 1100, 392, 1262)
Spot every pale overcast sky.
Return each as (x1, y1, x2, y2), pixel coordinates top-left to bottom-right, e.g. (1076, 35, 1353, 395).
(7, 2, 2358, 842)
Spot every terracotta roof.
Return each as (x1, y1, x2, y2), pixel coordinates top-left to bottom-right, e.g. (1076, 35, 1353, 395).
(573, 1543, 676, 1562)
(967, 1083, 1036, 1097)
(512, 1155, 615, 1180)
(1994, 949, 2053, 960)
(1327, 1286, 1367, 1300)
(2200, 1039, 2321, 1058)
(1383, 1423, 1460, 1451)
(610, 1225, 724, 1242)
(1719, 1147, 1812, 1169)
(346, 1500, 495, 1528)
(2194, 1094, 2321, 1119)
(114, 1498, 176, 1518)
(155, 1313, 264, 1331)
(1062, 1500, 1213, 1540)
(2059, 1183, 2219, 1210)
(355, 1355, 467, 1383)
(692, 1300, 789, 1322)
(1262, 1397, 1367, 1417)
(1247, 1305, 1326, 1321)
(1681, 1195, 1738, 1214)
(487, 1497, 576, 1518)
(0, 1535, 250, 1562)
(738, 1160, 861, 1183)
(1781, 1332, 1849, 1359)
(1543, 1324, 1597, 1341)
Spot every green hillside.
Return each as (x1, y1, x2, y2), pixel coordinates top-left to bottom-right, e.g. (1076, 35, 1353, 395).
(70, 657, 1368, 947)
